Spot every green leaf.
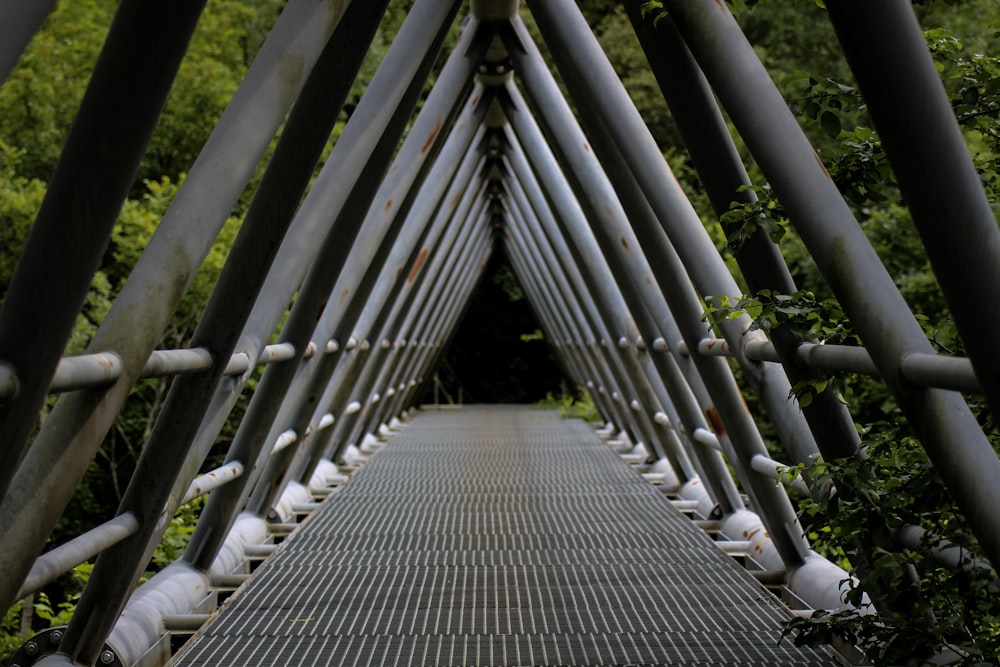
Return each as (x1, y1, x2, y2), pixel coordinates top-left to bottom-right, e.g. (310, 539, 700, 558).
(820, 110, 841, 138)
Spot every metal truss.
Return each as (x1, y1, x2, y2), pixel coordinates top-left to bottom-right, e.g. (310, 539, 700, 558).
(0, 0, 997, 664)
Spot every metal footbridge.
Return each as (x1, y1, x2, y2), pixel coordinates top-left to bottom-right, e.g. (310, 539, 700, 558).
(1, 0, 999, 665)
(171, 407, 832, 666)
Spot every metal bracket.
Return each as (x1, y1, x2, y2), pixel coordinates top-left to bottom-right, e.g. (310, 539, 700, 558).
(10, 627, 124, 667)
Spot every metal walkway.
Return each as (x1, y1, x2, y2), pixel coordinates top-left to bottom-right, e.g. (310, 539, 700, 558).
(172, 407, 833, 666)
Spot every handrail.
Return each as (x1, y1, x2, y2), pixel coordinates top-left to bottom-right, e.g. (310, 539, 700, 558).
(681, 338, 980, 394)
(0, 339, 342, 401)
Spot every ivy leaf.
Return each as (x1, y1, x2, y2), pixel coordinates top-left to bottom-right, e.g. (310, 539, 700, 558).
(821, 110, 842, 138)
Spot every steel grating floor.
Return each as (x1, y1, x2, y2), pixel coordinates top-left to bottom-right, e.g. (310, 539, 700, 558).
(171, 406, 835, 666)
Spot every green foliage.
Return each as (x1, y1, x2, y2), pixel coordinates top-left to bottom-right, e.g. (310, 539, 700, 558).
(536, 390, 601, 422)
(148, 498, 205, 575)
(782, 423, 1000, 665)
(719, 183, 788, 251)
(0, 601, 27, 664)
(0, 142, 46, 303)
(709, 289, 859, 345)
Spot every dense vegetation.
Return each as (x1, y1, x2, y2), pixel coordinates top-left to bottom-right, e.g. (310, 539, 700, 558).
(0, 0, 998, 664)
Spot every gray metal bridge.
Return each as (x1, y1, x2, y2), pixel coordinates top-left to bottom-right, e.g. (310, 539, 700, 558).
(0, 0, 998, 665)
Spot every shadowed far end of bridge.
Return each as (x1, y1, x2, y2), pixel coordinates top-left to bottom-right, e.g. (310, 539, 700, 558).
(170, 406, 836, 666)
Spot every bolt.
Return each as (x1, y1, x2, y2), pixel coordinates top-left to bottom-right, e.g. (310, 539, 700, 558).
(50, 630, 63, 643)
(24, 642, 38, 656)
(100, 650, 115, 664)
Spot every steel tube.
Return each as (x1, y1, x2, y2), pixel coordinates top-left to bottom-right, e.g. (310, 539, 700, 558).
(524, 2, 823, 472)
(499, 163, 636, 432)
(0, 0, 56, 85)
(0, 0, 356, 614)
(826, 0, 1000, 424)
(372, 160, 493, 426)
(256, 90, 489, 506)
(504, 127, 702, 458)
(504, 202, 661, 461)
(339, 192, 494, 451)
(501, 106, 745, 514)
(181, 462, 245, 505)
(504, 184, 679, 467)
(15, 513, 139, 601)
(0, 0, 208, 501)
(352, 128, 491, 436)
(388, 229, 494, 422)
(502, 41, 810, 568)
(663, 0, 1000, 570)
(505, 198, 650, 450)
(53, 4, 392, 660)
(253, 105, 488, 512)
(49, 353, 124, 393)
(622, 4, 864, 468)
(184, 1, 463, 574)
(378, 199, 494, 416)
(358, 180, 494, 434)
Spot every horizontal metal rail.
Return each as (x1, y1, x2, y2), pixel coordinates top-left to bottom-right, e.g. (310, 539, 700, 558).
(0, 340, 341, 400)
(683, 337, 980, 394)
(14, 438, 300, 602)
(15, 513, 139, 601)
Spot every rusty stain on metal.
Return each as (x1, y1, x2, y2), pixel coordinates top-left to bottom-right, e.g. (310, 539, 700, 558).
(421, 116, 443, 154)
(705, 404, 726, 437)
(620, 236, 629, 251)
(813, 151, 831, 178)
(645, 275, 653, 286)
(407, 248, 430, 283)
(388, 162, 400, 175)
(583, 141, 591, 153)
(744, 527, 761, 540)
(384, 198, 393, 214)
(339, 288, 350, 305)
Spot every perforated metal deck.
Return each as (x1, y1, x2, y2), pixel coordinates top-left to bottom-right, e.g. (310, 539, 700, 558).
(172, 406, 834, 666)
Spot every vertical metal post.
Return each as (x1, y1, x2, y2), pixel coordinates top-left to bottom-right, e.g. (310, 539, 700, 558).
(825, 0, 1000, 424)
(662, 0, 1000, 570)
(0, 0, 208, 501)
